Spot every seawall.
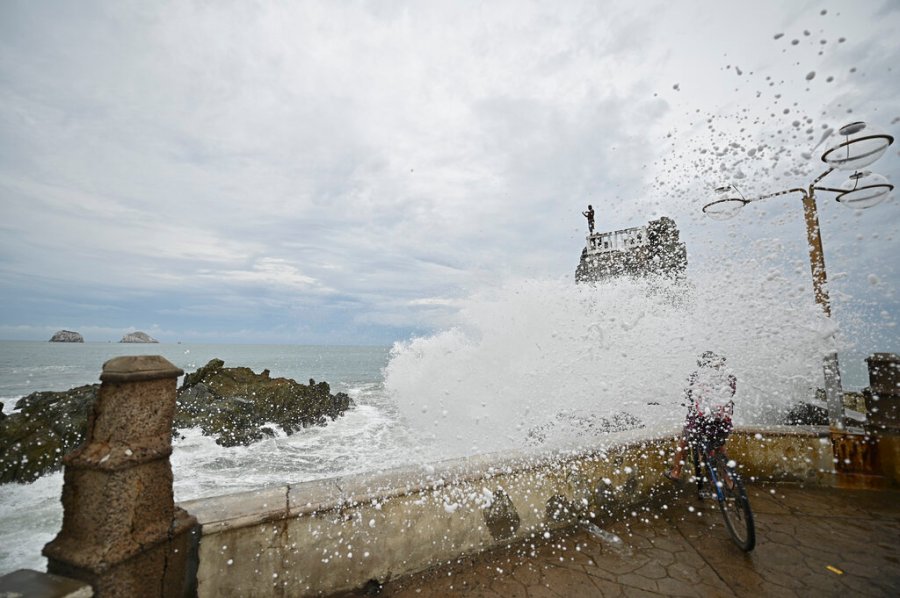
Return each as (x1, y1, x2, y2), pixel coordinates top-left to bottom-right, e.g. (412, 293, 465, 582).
(181, 425, 834, 597)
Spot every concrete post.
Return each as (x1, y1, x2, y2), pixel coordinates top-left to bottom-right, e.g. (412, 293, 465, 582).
(42, 356, 199, 597)
(865, 353, 900, 434)
(866, 353, 900, 485)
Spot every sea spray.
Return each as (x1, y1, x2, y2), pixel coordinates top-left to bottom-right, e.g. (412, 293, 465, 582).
(384, 252, 834, 459)
(0, 472, 63, 574)
(0, 258, 853, 574)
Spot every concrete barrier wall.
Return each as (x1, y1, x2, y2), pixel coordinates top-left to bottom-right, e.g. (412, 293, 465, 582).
(728, 425, 834, 483)
(179, 425, 833, 597)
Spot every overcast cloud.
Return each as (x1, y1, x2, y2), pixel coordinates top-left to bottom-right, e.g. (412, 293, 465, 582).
(1, 0, 898, 346)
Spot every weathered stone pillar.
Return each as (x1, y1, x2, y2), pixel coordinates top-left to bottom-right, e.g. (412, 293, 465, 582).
(42, 356, 199, 597)
(865, 353, 900, 485)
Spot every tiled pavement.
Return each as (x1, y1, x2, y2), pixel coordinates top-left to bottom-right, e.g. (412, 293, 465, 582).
(357, 484, 900, 597)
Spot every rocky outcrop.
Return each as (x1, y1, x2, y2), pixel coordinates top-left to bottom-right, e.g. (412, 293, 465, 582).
(576, 217, 688, 283)
(175, 359, 353, 447)
(120, 331, 158, 343)
(782, 402, 828, 425)
(49, 330, 84, 343)
(781, 388, 866, 426)
(0, 384, 99, 484)
(0, 359, 353, 483)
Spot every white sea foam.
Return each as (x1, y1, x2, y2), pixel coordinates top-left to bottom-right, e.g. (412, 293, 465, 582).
(0, 399, 21, 416)
(385, 255, 835, 459)
(171, 404, 413, 501)
(0, 472, 64, 573)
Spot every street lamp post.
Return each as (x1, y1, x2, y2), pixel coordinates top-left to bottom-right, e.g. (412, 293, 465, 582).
(702, 121, 894, 431)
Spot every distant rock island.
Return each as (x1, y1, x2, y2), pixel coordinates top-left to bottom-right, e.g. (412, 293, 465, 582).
(120, 331, 158, 343)
(49, 330, 84, 343)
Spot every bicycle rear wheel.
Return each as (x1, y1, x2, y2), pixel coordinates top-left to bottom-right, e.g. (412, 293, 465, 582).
(712, 457, 755, 551)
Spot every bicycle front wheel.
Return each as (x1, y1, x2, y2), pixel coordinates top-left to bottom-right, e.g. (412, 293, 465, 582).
(713, 457, 755, 551)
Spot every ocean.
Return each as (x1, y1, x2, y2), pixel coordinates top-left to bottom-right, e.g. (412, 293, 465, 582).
(0, 269, 880, 574)
(0, 341, 419, 574)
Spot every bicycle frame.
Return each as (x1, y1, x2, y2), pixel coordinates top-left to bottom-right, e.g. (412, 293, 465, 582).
(691, 440, 727, 501)
(686, 434, 756, 551)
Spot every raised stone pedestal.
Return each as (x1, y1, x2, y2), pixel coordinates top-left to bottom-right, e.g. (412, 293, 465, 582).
(865, 353, 900, 486)
(42, 356, 198, 597)
(865, 353, 900, 433)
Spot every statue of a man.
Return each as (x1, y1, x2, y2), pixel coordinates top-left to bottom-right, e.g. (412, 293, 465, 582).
(582, 204, 595, 233)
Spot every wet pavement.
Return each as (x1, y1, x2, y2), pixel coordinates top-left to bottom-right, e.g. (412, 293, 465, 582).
(359, 484, 900, 597)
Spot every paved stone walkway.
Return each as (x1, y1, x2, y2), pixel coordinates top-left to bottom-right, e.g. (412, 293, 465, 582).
(357, 484, 900, 597)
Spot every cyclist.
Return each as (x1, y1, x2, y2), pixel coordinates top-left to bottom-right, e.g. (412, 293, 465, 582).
(665, 351, 736, 482)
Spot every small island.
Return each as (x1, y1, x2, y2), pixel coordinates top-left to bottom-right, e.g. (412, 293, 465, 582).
(120, 331, 158, 343)
(49, 330, 84, 343)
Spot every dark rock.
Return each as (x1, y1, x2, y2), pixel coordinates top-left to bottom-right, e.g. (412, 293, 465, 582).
(175, 359, 353, 447)
(0, 384, 99, 484)
(783, 402, 828, 425)
(120, 331, 158, 343)
(49, 330, 84, 343)
(1, 359, 353, 483)
(181, 358, 224, 389)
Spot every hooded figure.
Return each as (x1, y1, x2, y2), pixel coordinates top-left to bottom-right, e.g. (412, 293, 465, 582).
(685, 351, 736, 419)
(665, 351, 736, 482)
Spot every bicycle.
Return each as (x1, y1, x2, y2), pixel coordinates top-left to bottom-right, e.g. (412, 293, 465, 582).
(686, 433, 756, 552)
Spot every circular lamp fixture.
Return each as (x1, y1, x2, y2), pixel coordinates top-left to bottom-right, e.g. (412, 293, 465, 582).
(702, 185, 749, 220)
(821, 121, 894, 171)
(836, 171, 894, 209)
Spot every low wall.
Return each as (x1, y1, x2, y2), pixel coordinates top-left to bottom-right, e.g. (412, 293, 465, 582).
(180, 425, 833, 597)
(728, 425, 834, 482)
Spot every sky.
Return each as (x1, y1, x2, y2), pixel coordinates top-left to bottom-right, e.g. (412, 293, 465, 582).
(1, 0, 898, 346)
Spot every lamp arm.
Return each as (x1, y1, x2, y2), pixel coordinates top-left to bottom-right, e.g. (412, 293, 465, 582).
(749, 187, 808, 202)
(811, 167, 836, 186)
(811, 185, 846, 195)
